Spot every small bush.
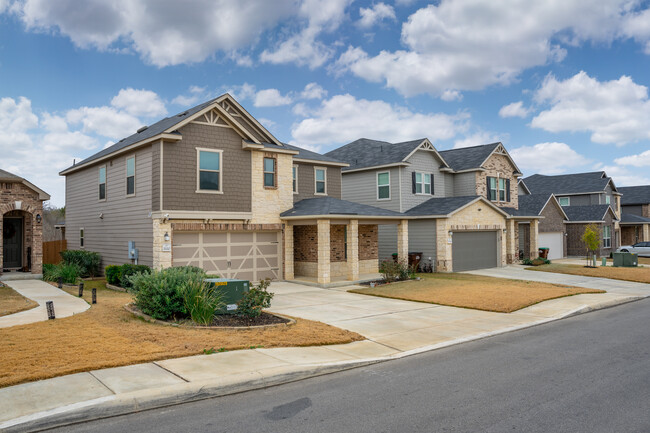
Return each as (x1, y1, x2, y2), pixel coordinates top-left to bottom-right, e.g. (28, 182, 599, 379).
(60, 250, 101, 278)
(523, 258, 551, 266)
(379, 260, 400, 283)
(119, 264, 151, 289)
(105, 265, 121, 285)
(43, 263, 82, 284)
(181, 278, 224, 325)
(237, 278, 274, 318)
(127, 266, 207, 321)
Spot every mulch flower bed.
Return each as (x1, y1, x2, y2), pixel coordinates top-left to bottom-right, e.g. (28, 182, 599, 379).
(208, 312, 289, 327)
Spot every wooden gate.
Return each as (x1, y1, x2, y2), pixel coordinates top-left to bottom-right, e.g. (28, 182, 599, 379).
(43, 240, 67, 264)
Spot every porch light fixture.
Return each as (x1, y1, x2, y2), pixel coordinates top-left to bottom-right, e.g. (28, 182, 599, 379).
(36, 214, 41, 223)
(164, 232, 170, 241)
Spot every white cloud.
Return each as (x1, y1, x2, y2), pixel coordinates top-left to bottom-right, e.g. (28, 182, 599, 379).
(499, 101, 530, 118)
(292, 102, 311, 117)
(111, 88, 167, 117)
(597, 164, 650, 187)
(440, 90, 462, 102)
(531, 71, 650, 145)
(291, 94, 469, 148)
(510, 142, 590, 175)
(300, 82, 327, 99)
(614, 150, 650, 167)
(453, 131, 502, 149)
(357, 3, 396, 29)
(66, 106, 142, 139)
(254, 89, 293, 107)
(15, 0, 298, 67)
(336, 0, 650, 98)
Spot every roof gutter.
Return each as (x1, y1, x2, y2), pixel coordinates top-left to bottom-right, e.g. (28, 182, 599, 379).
(293, 158, 349, 167)
(281, 214, 407, 220)
(342, 162, 410, 174)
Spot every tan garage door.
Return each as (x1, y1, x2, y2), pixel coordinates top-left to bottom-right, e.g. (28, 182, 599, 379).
(172, 231, 281, 281)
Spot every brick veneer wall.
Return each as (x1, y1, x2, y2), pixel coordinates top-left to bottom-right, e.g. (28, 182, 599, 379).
(566, 220, 615, 257)
(621, 226, 640, 245)
(293, 223, 378, 262)
(359, 225, 378, 260)
(0, 182, 44, 274)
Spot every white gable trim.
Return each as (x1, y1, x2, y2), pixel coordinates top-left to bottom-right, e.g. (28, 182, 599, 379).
(216, 94, 282, 146)
(401, 139, 451, 168)
(479, 142, 523, 176)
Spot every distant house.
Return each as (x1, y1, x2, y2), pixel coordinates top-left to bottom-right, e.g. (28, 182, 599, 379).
(617, 185, 650, 245)
(0, 169, 50, 278)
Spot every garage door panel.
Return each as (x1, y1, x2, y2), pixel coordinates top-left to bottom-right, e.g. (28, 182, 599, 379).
(452, 231, 498, 272)
(258, 244, 279, 255)
(204, 246, 228, 256)
(172, 247, 198, 260)
(231, 232, 254, 243)
(256, 232, 279, 242)
(173, 233, 199, 246)
(203, 233, 227, 243)
(258, 257, 278, 267)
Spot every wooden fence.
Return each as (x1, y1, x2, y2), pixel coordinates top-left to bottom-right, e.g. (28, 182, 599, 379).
(43, 240, 67, 264)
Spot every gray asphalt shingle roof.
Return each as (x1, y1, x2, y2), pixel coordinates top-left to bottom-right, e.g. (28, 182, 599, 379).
(504, 194, 562, 217)
(620, 213, 650, 224)
(562, 204, 614, 222)
(281, 197, 404, 218)
(618, 185, 650, 205)
(438, 143, 501, 171)
(405, 196, 481, 216)
(0, 168, 22, 181)
(523, 172, 613, 195)
(324, 138, 426, 171)
(259, 142, 346, 165)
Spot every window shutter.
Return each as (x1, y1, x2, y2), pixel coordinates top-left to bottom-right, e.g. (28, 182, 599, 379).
(412, 172, 416, 194)
(431, 173, 435, 195)
(506, 179, 511, 202)
(486, 177, 492, 200)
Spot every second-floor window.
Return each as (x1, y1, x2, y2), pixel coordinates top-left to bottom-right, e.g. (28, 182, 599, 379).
(487, 176, 510, 202)
(126, 156, 135, 196)
(559, 197, 570, 206)
(99, 166, 106, 200)
(414, 172, 432, 195)
(605, 195, 611, 205)
(293, 165, 298, 193)
(498, 178, 506, 201)
(197, 148, 222, 192)
(377, 171, 390, 200)
(315, 167, 327, 195)
(263, 157, 276, 188)
(603, 225, 611, 248)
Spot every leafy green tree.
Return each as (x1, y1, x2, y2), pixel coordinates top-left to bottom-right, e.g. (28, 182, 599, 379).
(581, 224, 601, 266)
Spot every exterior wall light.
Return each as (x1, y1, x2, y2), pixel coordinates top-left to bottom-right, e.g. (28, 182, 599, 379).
(36, 214, 41, 223)
(164, 232, 170, 241)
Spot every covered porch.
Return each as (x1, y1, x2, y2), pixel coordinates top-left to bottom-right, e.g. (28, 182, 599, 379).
(620, 214, 650, 245)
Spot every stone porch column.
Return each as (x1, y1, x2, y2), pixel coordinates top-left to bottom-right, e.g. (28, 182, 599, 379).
(506, 219, 516, 264)
(317, 219, 331, 284)
(152, 218, 173, 270)
(530, 219, 539, 259)
(347, 220, 359, 281)
(644, 223, 650, 242)
(32, 211, 43, 274)
(397, 219, 409, 265)
(0, 213, 4, 272)
(284, 223, 294, 280)
(436, 220, 452, 272)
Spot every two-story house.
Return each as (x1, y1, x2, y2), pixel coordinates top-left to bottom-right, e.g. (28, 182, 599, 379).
(61, 95, 408, 287)
(523, 172, 620, 256)
(617, 185, 650, 245)
(326, 140, 545, 271)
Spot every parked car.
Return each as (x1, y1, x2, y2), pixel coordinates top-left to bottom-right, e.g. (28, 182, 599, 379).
(617, 242, 650, 257)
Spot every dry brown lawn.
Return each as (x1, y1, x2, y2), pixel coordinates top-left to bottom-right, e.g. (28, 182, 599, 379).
(0, 280, 362, 388)
(0, 285, 38, 317)
(527, 263, 650, 284)
(350, 273, 604, 313)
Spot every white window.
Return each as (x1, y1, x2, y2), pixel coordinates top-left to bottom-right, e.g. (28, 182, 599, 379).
(603, 225, 611, 248)
(559, 197, 570, 206)
(293, 165, 298, 193)
(315, 167, 327, 195)
(498, 178, 506, 201)
(414, 172, 432, 195)
(99, 166, 106, 201)
(126, 156, 135, 196)
(263, 157, 276, 188)
(489, 177, 498, 201)
(377, 171, 390, 200)
(196, 148, 222, 193)
(80, 228, 85, 248)
(605, 195, 611, 205)
(424, 174, 431, 194)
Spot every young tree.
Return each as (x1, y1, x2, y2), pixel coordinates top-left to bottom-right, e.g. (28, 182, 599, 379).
(581, 224, 601, 267)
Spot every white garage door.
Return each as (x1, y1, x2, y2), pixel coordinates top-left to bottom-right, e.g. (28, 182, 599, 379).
(539, 232, 564, 260)
(172, 231, 281, 281)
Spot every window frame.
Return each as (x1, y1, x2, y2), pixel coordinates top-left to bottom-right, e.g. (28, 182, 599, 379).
(603, 225, 611, 248)
(377, 171, 391, 200)
(423, 173, 432, 195)
(605, 195, 611, 205)
(314, 166, 327, 195)
(292, 165, 299, 194)
(489, 177, 498, 201)
(558, 197, 570, 206)
(80, 228, 85, 249)
(126, 156, 136, 197)
(498, 178, 506, 201)
(196, 147, 224, 194)
(98, 165, 107, 201)
(263, 156, 277, 189)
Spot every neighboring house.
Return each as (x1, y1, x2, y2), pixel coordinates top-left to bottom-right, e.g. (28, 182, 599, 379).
(617, 185, 650, 245)
(523, 171, 621, 256)
(60, 95, 406, 286)
(0, 169, 50, 278)
(326, 140, 543, 271)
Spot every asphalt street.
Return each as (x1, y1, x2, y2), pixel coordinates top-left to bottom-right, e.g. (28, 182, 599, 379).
(51, 298, 650, 433)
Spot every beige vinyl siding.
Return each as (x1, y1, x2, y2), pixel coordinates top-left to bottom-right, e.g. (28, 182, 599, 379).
(293, 163, 342, 202)
(65, 145, 154, 268)
(401, 150, 447, 212)
(341, 168, 401, 212)
(378, 220, 437, 269)
(151, 141, 161, 211)
(453, 172, 477, 197)
(444, 173, 454, 196)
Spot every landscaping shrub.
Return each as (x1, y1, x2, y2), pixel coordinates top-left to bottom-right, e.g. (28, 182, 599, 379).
(523, 258, 551, 266)
(127, 266, 207, 320)
(60, 250, 101, 278)
(180, 278, 225, 325)
(237, 278, 274, 319)
(379, 260, 400, 282)
(119, 264, 151, 289)
(42, 263, 82, 284)
(105, 265, 121, 285)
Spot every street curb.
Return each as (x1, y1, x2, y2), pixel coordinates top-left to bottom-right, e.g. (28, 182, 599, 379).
(1, 293, 646, 432)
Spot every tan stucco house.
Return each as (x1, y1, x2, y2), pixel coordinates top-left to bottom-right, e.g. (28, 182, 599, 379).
(0, 169, 50, 278)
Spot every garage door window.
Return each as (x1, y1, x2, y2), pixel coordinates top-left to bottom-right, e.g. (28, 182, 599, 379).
(197, 148, 222, 193)
(603, 226, 611, 248)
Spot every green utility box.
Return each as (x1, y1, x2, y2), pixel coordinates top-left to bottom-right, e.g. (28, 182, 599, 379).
(204, 278, 250, 314)
(612, 252, 638, 267)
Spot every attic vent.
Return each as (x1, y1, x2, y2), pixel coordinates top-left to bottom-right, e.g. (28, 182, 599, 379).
(177, 111, 188, 117)
(136, 126, 148, 133)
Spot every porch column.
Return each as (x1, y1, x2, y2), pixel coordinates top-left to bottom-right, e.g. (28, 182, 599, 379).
(506, 219, 516, 264)
(284, 223, 294, 280)
(644, 223, 650, 242)
(347, 220, 359, 281)
(317, 219, 330, 284)
(530, 219, 539, 259)
(397, 219, 409, 264)
(32, 211, 43, 274)
(152, 218, 173, 270)
(0, 213, 3, 271)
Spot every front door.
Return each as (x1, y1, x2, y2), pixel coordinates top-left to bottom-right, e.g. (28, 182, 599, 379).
(2, 218, 23, 269)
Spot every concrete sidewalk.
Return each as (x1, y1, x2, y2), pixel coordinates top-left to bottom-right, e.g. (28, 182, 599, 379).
(1, 270, 648, 432)
(0, 280, 90, 328)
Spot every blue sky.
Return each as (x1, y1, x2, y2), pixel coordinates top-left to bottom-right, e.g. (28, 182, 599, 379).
(1, 0, 650, 206)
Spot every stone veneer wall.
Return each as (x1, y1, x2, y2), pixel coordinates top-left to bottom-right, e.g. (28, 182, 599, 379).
(475, 153, 519, 210)
(250, 151, 294, 224)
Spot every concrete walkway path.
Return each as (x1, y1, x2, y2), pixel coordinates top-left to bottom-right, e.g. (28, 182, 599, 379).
(1, 271, 647, 431)
(0, 280, 90, 328)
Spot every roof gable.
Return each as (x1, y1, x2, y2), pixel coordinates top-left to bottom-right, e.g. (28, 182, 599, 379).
(619, 185, 650, 205)
(524, 171, 615, 195)
(563, 204, 617, 222)
(325, 138, 427, 171)
(0, 168, 50, 200)
(438, 142, 521, 173)
(405, 195, 509, 218)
